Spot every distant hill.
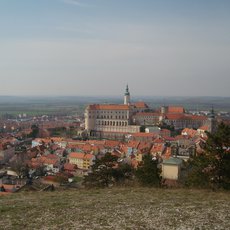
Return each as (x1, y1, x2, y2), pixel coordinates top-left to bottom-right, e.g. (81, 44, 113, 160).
(0, 96, 229, 116)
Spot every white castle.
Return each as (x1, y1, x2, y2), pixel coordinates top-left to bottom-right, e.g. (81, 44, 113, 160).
(85, 85, 148, 139)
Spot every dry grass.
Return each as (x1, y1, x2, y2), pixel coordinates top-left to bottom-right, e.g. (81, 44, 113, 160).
(0, 188, 229, 230)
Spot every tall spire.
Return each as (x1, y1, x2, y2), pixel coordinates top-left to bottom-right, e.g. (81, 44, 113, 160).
(125, 84, 130, 96)
(209, 105, 215, 119)
(124, 84, 130, 105)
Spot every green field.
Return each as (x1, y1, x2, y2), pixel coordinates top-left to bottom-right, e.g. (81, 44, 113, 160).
(0, 96, 229, 118)
(0, 188, 229, 229)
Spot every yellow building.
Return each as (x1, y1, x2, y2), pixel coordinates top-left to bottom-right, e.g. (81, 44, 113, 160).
(68, 152, 95, 170)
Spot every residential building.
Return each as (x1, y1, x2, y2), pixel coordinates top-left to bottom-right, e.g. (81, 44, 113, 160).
(68, 152, 95, 170)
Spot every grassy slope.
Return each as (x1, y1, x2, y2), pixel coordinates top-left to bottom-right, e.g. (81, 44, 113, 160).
(0, 188, 229, 230)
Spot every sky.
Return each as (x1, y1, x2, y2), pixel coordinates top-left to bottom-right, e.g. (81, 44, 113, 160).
(0, 0, 230, 97)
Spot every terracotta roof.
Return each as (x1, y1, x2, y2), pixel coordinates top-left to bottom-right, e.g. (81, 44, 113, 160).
(127, 140, 140, 148)
(151, 143, 165, 153)
(165, 114, 185, 120)
(190, 115, 207, 121)
(88, 104, 130, 110)
(162, 147, 172, 159)
(0, 184, 17, 192)
(64, 163, 77, 171)
(69, 152, 94, 160)
(131, 132, 156, 137)
(198, 126, 209, 131)
(138, 142, 153, 152)
(40, 155, 59, 165)
(168, 106, 185, 114)
(165, 114, 207, 121)
(164, 136, 176, 142)
(88, 140, 106, 145)
(153, 138, 165, 143)
(133, 102, 149, 109)
(104, 140, 120, 147)
(181, 128, 197, 137)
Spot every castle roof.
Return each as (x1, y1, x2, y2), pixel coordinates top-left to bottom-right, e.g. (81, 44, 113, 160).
(88, 104, 130, 111)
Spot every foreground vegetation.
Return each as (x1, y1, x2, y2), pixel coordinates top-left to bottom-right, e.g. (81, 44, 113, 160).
(0, 188, 229, 230)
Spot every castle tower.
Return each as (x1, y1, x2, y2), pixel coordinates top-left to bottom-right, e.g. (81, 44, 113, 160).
(124, 84, 130, 105)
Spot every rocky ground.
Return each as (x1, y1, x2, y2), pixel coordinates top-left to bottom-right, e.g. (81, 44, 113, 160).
(0, 187, 229, 230)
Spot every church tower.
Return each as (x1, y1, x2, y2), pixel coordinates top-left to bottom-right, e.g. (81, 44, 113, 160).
(208, 106, 217, 133)
(124, 84, 130, 105)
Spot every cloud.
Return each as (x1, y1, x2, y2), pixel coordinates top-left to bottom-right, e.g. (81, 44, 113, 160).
(61, 0, 92, 7)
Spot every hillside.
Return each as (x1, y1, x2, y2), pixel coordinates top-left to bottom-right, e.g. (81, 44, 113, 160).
(0, 188, 229, 230)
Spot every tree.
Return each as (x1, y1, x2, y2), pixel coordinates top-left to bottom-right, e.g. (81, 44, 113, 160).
(29, 124, 39, 138)
(185, 123, 230, 190)
(83, 153, 119, 188)
(112, 163, 134, 184)
(83, 153, 134, 187)
(135, 154, 161, 187)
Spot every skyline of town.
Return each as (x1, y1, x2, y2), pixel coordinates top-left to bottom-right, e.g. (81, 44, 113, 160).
(0, 2, 229, 228)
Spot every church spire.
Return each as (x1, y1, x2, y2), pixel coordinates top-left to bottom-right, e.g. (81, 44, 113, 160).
(210, 105, 215, 119)
(125, 84, 130, 96)
(124, 84, 130, 104)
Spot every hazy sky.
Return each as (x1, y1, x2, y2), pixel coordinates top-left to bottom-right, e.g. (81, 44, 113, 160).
(0, 0, 230, 97)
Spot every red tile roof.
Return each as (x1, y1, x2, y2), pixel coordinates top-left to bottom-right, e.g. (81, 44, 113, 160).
(69, 152, 94, 160)
(168, 106, 185, 114)
(88, 104, 130, 110)
(127, 140, 140, 148)
(181, 128, 197, 137)
(198, 126, 209, 131)
(132, 132, 156, 137)
(133, 102, 149, 109)
(64, 163, 77, 171)
(165, 114, 207, 121)
(151, 143, 165, 153)
(104, 140, 120, 147)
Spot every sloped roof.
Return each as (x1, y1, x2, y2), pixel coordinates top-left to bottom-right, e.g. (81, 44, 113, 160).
(133, 102, 149, 109)
(88, 104, 130, 110)
(69, 152, 94, 160)
(168, 106, 185, 114)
